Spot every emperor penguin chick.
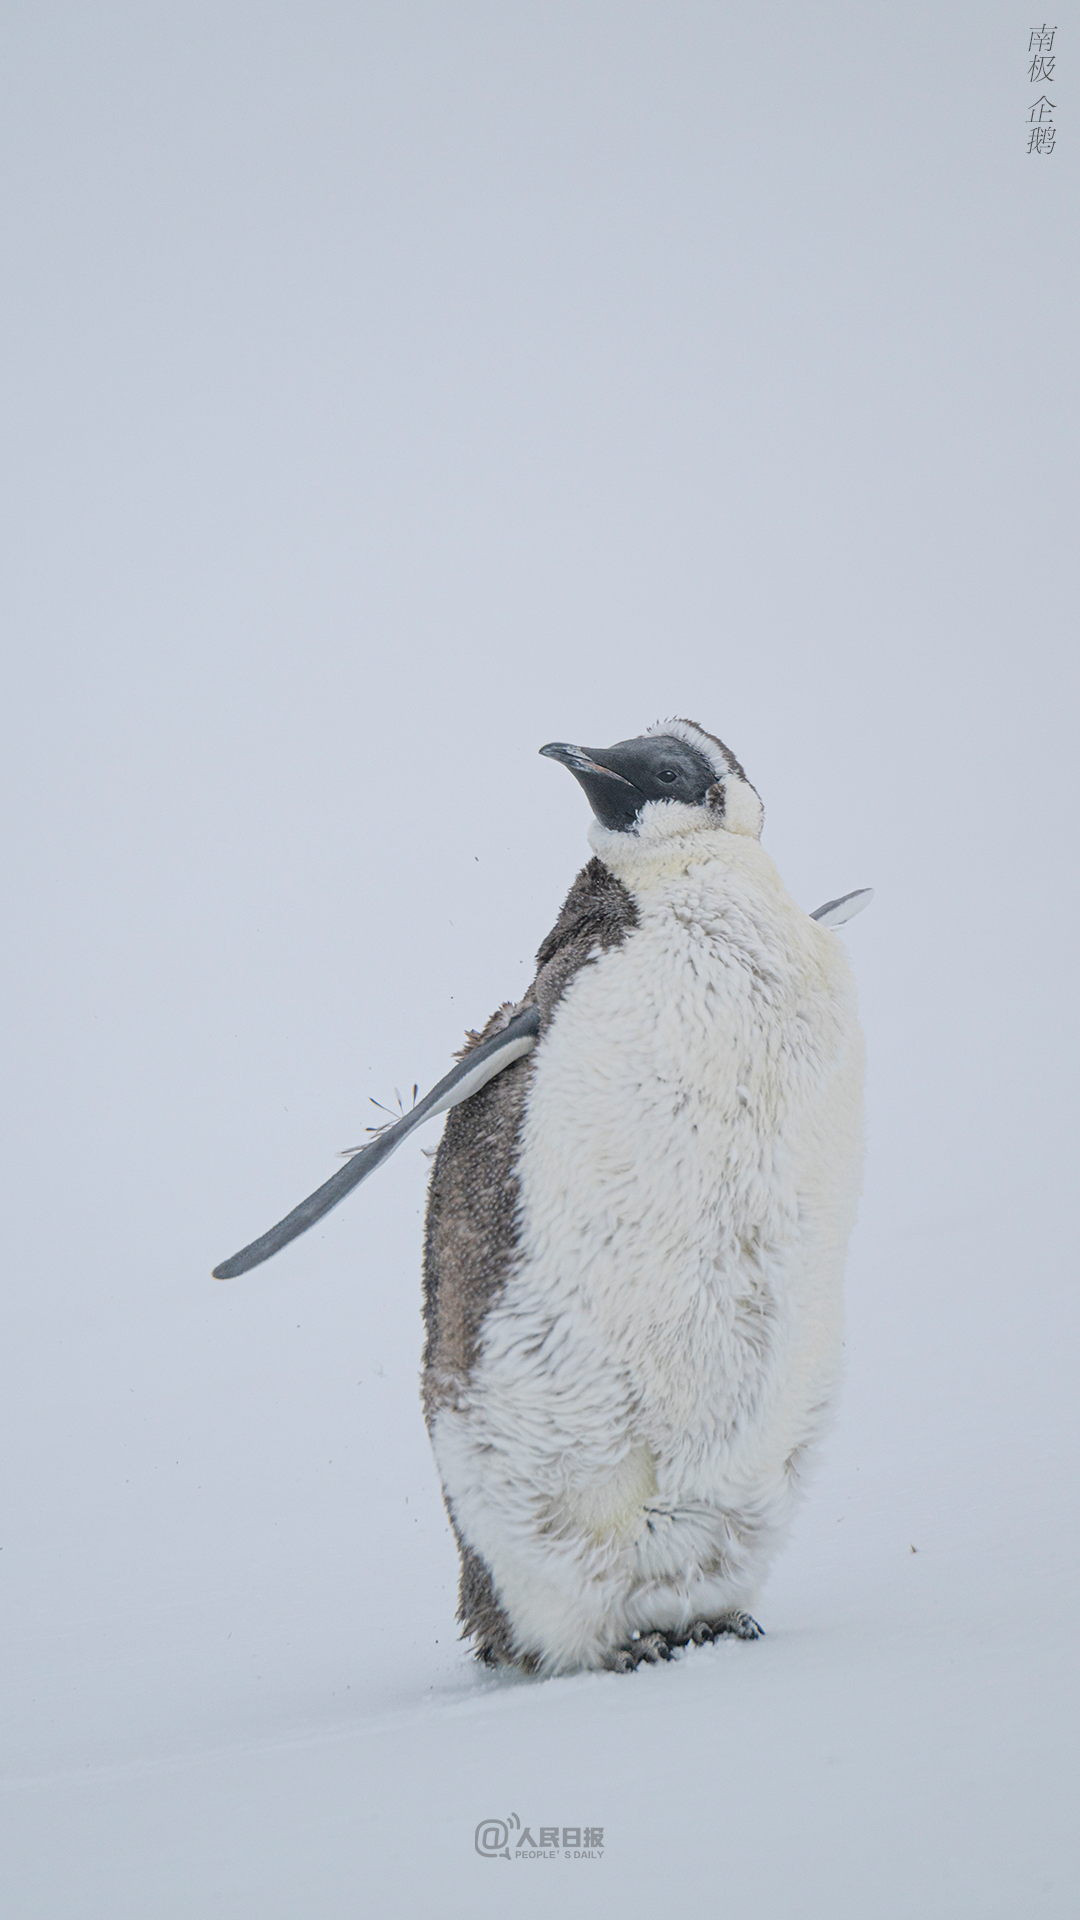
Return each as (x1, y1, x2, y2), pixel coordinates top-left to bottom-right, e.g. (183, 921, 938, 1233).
(422, 718, 866, 1674)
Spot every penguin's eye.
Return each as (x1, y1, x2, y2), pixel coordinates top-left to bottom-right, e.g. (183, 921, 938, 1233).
(657, 767, 678, 784)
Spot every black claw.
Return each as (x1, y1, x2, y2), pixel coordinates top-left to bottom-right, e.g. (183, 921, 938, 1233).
(608, 1629, 673, 1671)
(670, 1610, 764, 1649)
(723, 1610, 764, 1641)
(639, 1631, 671, 1663)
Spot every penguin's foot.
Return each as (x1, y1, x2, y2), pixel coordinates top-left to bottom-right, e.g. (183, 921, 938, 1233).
(670, 1609, 764, 1646)
(607, 1630, 673, 1672)
(606, 1611, 763, 1672)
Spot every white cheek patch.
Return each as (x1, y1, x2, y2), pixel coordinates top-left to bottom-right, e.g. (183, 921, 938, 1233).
(719, 777, 765, 839)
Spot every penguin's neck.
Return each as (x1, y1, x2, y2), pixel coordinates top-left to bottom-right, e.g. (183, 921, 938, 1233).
(588, 813, 777, 898)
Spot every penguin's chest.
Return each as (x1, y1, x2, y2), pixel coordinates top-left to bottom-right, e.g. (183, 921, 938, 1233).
(502, 879, 850, 1464)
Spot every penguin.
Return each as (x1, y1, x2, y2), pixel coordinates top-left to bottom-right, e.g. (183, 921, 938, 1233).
(214, 718, 869, 1675)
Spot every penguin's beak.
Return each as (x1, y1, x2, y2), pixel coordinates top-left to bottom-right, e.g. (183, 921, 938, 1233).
(539, 743, 636, 785)
(539, 741, 642, 831)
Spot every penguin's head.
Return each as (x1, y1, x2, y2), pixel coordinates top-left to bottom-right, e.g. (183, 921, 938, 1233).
(540, 718, 764, 839)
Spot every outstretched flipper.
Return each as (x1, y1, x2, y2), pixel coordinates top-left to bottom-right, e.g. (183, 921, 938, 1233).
(212, 1005, 541, 1280)
(811, 887, 873, 929)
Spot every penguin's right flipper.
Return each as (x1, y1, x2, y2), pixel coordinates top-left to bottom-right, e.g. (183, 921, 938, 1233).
(212, 1004, 540, 1280)
(810, 887, 874, 929)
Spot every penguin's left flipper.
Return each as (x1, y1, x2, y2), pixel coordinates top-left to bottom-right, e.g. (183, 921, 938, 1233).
(811, 887, 874, 929)
(212, 1004, 541, 1280)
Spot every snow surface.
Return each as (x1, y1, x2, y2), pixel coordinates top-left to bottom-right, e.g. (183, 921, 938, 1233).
(5, 1219, 1078, 1918)
(1, 3, 1077, 1915)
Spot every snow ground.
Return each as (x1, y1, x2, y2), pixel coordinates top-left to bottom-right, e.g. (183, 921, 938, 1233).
(4, 1210, 1077, 1919)
(2, 3, 1078, 1915)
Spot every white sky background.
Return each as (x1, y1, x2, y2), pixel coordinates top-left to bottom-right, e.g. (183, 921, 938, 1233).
(1, 3, 1077, 1914)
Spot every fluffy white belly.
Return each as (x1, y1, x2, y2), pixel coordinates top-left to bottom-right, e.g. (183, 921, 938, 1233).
(433, 845, 863, 1664)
